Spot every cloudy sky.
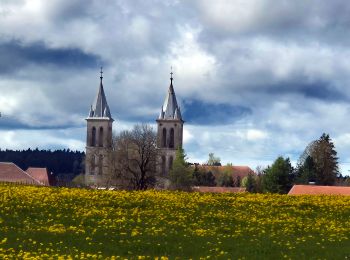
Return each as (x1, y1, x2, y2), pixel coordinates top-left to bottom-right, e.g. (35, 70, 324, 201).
(1, 0, 350, 174)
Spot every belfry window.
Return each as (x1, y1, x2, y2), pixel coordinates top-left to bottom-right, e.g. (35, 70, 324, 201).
(99, 127, 104, 147)
(169, 128, 174, 148)
(91, 127, 96, 147)
(162, 128, 167, 148)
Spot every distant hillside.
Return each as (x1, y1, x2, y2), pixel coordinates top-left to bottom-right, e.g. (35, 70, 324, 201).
(0, 148, 84, 176)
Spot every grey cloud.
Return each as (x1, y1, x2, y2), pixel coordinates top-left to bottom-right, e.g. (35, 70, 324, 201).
(0, 40, 101, 74)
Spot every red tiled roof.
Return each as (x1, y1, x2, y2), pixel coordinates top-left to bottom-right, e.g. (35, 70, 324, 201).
(193, 186, 246, 193)
(197, 165, 255, 180)
(288, 185, 350, 195)
(26, 167, 50, 185)
(0, 162, 41, 185)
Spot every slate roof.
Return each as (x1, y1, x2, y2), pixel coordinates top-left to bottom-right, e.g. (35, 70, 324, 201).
(159, 77, 182, 120)
(0, 162, 41, 185)
(288, 185, 350, 195)
(26, 167, 51, 185)
(88, 74, 112, 119)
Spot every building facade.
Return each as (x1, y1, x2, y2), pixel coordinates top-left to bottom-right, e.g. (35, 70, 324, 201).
(85, 70, 113, 186)
(156, 73, 184, 176)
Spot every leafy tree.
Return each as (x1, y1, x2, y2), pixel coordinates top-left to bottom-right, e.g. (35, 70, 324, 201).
(241, 173, 256, 192)
(207, 153, 221, 166)
(169, 147, 193, 191)
(263, 156, 293, 194)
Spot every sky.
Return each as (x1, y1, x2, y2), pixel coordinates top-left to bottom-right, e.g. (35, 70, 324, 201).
(1, 0, 350, 174)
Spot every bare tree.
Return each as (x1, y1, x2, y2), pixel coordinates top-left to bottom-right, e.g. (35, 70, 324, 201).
(113, 124, 158, 190)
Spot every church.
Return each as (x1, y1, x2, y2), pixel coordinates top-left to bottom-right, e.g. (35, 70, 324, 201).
(84, 69, 184, 186)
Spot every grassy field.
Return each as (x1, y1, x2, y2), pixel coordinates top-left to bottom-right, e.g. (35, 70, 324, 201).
(0, 184, 350, 259)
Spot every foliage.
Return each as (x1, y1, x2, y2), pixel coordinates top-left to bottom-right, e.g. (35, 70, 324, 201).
(168, 147, 193, 191)
(113, 124, 157, 190)
(241, 173, 256, 192)
(298, 133, 339, 185)
(312, 133, 339, 185)
(217, 172, 234, 187)
(1, 184, 350, 258)
(0, 148, 84, 176)
(192, 166, 216, 186)
(263, 156, 293, 194)
(207, 153, 221, 166)
(296, 156, 316, 184)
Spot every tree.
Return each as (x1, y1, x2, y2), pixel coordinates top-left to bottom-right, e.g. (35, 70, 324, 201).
(217, 172, 234, 187)
(296, 155, 316, 184)
(169, 147, 193, 191)
(207, 153, 221, 166)
(299, 133, 339, 185)
(312, 134, 339, 185)
(193, 166, 216, 186)
(241, 173, 256, 192)
(263, 156, 293, 194)
(113, 124, 157, 190)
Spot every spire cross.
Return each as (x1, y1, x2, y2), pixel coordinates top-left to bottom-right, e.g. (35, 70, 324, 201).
(100, 67, 103, 80)
(170, 66, 173, 83)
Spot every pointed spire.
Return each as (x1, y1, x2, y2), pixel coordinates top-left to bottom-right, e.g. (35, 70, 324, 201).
(88, 68, 112, 120)
(159, 69, 182, 120)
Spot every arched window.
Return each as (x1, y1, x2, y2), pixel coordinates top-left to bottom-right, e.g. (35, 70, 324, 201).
(169, 128, 174, 148)
(90, 155, 96, 175)
(91, 127, 96, 147)
(98, 155, 103, 175)
(99, 127, 104, 147)
(162, 128, 167, 148)
(161, 156, 166, 176)
(169, 156, 173, 171)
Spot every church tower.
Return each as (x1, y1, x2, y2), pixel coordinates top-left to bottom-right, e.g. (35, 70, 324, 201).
(156, 71, 184, 176)
(85, 68, 113, 186)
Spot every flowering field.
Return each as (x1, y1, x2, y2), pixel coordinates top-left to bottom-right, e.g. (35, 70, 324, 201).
(0, 184, 350, 259)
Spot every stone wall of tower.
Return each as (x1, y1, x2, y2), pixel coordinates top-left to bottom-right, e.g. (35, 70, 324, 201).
(156, 119, 183, 176)
(85, 119, 113, 186)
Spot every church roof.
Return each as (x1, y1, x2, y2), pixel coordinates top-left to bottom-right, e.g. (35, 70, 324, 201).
(159, 74, 182, 121)
(88, 69, 112, 120)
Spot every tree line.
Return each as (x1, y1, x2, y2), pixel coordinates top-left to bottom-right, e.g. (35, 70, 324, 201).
(0, 148, 84, 177)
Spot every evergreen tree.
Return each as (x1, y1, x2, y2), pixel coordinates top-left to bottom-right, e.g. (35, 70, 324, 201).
(296, 155, 316, 184)
(169, 147, 193, 191)
(263, 156, 293, 194)
(193, 167, 216, 186)
(241, 173, 256, 192)
(312, 133, 339, 185)
(217, 172, 234, 187)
